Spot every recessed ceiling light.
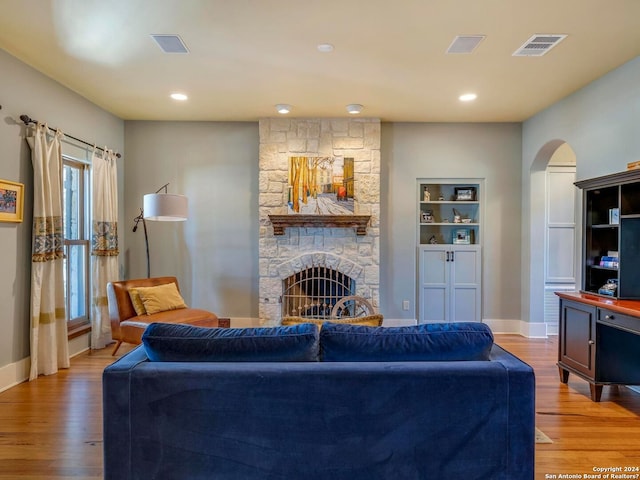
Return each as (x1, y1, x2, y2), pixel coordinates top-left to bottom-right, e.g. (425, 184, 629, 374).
(317, 43, 334, 53)
(459, 93, 477, 102)
(170, 93, 188, 101)
(276, 104, 291, 114)
(346, 104, 363, 114)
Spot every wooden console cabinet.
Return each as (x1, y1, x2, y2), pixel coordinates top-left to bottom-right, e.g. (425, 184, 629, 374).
(557, 170, 640, 401)
(557, 290, 640, 401)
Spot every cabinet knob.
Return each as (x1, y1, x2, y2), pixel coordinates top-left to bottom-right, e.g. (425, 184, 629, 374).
(605, 314, 614, 320)
(588, 340, 595, 345)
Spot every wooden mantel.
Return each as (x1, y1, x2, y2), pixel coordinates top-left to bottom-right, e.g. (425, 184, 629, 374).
(268, 214, 371, 236)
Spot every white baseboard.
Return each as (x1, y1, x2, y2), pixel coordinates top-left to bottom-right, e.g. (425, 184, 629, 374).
(0, 333, 91, 394)
(483, 318, 548, 338)
(69, 333, 90, 357)
(0, 357, 30, 393)
(382, 318, 417, 327)
(229, 317, 261, 328)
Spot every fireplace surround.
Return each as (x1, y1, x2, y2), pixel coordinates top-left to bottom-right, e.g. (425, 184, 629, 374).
(258, 118, 381, 325)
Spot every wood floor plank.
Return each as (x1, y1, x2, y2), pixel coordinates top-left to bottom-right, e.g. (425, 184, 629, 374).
(1, 337, 639, 479)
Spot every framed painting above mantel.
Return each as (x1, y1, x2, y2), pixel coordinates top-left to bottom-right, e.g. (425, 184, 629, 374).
(288, 156, 354, 215)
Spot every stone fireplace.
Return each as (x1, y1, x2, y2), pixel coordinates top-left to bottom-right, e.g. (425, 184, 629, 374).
(281, 262, 355, 320)
(259, 118, 380, 325)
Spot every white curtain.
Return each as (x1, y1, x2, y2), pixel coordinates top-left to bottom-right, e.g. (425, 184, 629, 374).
(28, 124, 69, 380)
(90, 149, 119, 349)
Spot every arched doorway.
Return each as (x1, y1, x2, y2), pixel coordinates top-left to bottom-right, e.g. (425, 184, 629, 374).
(529, 140, 579, 336)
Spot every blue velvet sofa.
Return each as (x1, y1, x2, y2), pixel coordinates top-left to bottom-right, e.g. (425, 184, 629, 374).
(103, 322, 534, 480)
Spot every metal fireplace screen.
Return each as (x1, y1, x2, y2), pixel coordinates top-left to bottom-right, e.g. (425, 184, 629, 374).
(281, 266, 355, 320)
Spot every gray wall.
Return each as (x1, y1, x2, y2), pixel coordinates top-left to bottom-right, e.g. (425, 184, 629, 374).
(124, 121, 259, 320)
(0, 49, 124, 374)
(2, 43, 638, 380)
(123, 121, 523, 325)
(522, 56, 640, 325)
(381, 123, 523, 322)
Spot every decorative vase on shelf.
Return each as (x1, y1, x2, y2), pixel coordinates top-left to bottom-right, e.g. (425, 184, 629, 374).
(423, 188, 431, 202)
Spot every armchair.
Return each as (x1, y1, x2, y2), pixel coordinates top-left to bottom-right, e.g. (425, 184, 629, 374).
(107, 276, 219, 355)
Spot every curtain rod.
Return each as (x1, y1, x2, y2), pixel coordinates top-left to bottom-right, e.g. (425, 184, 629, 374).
(19, 114, 121, 158)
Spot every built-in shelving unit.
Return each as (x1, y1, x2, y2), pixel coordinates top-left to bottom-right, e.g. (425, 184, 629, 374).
(418, 181, 481, 245)
(417, 179, 483, 323)
(576, 169, 640, 299)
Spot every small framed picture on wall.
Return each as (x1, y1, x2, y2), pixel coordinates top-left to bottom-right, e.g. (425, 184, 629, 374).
(0, 179, 24, 223)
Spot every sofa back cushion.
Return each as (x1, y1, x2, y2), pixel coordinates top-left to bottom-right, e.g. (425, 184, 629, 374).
(142, 322, 319, 362)
(320, 322, 493, 361)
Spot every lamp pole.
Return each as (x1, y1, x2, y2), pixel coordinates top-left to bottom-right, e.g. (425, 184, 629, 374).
(132, 208, 151, 278)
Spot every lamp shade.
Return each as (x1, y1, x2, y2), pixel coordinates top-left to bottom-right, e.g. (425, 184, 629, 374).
(143, 193, 188, 221)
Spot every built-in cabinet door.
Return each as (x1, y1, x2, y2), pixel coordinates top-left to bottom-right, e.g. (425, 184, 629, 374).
(419, 246, 481, 323)
(419, 246, 449, 322)
(450, 247, 482, 322)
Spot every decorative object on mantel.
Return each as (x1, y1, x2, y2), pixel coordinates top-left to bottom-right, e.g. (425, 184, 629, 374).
(627, 160, 640, 170)
(269, 214, 371, 236)
(132, 183, 188, 277)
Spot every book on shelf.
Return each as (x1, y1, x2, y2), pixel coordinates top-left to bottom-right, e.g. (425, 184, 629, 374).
(599, 256, 619, 268)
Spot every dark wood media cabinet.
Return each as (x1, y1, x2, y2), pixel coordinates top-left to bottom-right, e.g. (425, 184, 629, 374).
(556, 291, 640, 401)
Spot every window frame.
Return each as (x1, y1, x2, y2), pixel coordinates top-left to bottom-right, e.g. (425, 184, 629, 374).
(62, 157, 91, 338)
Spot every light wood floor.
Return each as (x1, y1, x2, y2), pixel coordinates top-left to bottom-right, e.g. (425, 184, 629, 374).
(1, 335, 640, 479)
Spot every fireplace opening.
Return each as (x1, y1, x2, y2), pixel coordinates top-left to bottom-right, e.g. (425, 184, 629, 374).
(281, 266, 355, 320)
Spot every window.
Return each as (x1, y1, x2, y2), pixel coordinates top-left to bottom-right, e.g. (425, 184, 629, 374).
(62, 158, 90, 334)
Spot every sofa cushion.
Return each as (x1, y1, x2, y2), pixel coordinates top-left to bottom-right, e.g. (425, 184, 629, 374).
(135, 282, 187, 315)
(320, 322, 493, 361)
(142, 322, 320, 362)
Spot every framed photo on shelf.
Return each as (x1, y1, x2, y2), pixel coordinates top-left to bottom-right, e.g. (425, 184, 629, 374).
(420, 210, 434, 223)
(455, 187, 476, 201)
(0, 179, 24, 223)
(609, 208, 619, 225)
(453, 228, 471, 244)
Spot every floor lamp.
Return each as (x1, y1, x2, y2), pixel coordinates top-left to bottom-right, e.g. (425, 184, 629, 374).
(132, 183, 188, 278)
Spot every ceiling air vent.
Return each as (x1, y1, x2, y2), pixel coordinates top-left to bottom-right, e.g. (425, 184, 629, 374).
(446, 35, 486, 54)
(512, 34, 567, 57)
(151, 34, 189, 54)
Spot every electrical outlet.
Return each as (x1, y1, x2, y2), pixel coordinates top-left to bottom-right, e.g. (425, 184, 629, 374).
(402, 300, 410, 311)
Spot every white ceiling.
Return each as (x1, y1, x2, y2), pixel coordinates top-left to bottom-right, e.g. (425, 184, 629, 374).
(1, 0, 639, 122)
